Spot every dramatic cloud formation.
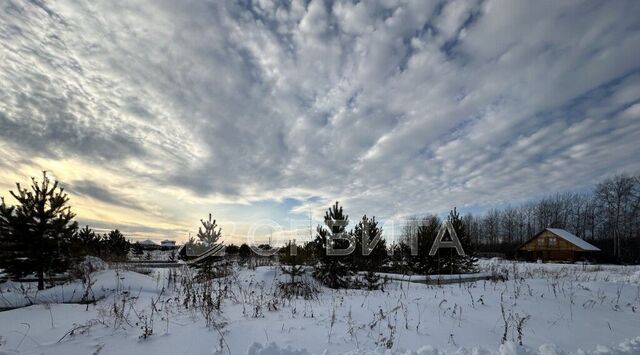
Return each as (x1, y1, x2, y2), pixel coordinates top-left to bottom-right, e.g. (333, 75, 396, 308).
(1, 0, 639, 242)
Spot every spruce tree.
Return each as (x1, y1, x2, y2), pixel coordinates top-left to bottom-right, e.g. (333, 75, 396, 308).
(313, 202, 353, 288)
(0, 172, 78, 290)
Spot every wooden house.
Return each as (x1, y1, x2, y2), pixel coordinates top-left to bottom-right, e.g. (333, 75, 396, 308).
(518, 228, 600, 262)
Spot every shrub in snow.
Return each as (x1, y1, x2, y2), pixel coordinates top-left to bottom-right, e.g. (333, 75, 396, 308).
(247, 342, 309, 355)
(80, 256, 108, 273)
(276, 281, 320, 300)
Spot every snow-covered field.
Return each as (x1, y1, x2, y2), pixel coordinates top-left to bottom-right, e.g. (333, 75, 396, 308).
(1, 260, 639, 355)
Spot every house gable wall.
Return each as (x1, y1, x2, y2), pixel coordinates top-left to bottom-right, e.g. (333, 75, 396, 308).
(520, 230, 584, 252)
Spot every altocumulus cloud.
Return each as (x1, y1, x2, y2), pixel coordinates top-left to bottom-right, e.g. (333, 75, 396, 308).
(0, 0, 639, 238)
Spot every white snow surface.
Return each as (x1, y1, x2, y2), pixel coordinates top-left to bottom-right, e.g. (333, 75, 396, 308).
(0, 260, 639, 355)
(0, 270, 162, 308)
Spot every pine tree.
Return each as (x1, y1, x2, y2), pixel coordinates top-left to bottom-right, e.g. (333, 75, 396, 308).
(301, 241, 319, 265)
(279, 240, 306, 283)
(413, 215, 441, 275)
(352, 215, 387, 271)
(72, 225, 102, 259)
(238, 243, 252, 259)
(197, 213, 222, 247)
(352, 215, 387, 289)
(104, 229, 130, 261)
(389, 241, 414, 274)
(184, 235, 207, 256)
(225, 244, 240, 255)
(194, 213, 224, 278)
(313, 202, 354, 289)
(0, 172, 78, 290)
(444, 207, 477, 273)
(132, 242, 144, 257)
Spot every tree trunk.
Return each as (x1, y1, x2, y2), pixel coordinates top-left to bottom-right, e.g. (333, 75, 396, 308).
(37, 266, 44, 290)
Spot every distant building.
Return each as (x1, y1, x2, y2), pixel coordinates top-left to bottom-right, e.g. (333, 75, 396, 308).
(160, 240, 178, 250)
(138, 239, 161, 250)
(518, 228, 600, 262)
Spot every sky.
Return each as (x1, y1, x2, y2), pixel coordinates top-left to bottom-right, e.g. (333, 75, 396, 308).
(0, 0, 639, 244)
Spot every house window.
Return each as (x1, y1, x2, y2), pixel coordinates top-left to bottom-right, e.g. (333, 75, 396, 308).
(549, 237, 557, 247)
(537, 238, 545, 247)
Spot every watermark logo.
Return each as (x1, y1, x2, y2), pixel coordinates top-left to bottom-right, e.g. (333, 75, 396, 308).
(429, 220, 465, 256)
(182, 218, 467, 259)
(226, 218, 467, 257)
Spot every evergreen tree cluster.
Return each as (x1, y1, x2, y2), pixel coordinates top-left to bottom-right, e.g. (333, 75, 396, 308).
(70, 226, 130, 261)
(391, 208, 476, 275)
(0, 172, 131, 290)
(279, 202, 476, 289)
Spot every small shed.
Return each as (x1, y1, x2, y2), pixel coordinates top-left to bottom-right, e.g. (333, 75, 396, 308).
(518, 228, 600, 262)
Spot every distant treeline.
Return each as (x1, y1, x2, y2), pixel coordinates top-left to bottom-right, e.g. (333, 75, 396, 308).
(438, 174, 638, 263)
(230, 174, 640, 265)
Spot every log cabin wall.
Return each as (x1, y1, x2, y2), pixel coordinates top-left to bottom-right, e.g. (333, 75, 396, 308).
(519, 230, 583, 261)
(520, 230, 583, 252)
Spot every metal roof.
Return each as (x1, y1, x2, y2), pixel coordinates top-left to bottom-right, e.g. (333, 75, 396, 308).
(546, 228, 601, 251)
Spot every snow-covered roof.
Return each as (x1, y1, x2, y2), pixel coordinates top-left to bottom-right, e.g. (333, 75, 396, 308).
(139, 239, 157, 245)
(546, 228, 601, 251)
